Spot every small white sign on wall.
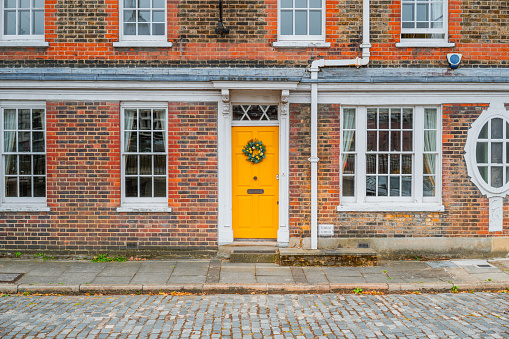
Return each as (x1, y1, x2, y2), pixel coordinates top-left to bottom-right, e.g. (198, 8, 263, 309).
(319, 224, 334, 237)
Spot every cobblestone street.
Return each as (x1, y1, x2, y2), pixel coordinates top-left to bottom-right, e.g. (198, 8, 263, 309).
(1, 293, 508, 338)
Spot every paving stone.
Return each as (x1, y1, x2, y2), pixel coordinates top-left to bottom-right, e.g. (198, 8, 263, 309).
(167, 275, 207, 284)
(54, 272, 97, 285)
(130, 273, 171, 285)
(97, 263, 142, 277)
(322, 267, 363, 277)
(65, 262, 108, 273)
(219, 268, 256, 284)
(172, 262, 210, 276)
(302, 267, 329, 284)
(256, 267, 292, 277)
(91, 276, 134, 284)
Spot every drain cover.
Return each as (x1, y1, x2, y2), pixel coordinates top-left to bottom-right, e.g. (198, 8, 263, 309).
(0, 273, 23, 283)
(477, 264, 493, 268)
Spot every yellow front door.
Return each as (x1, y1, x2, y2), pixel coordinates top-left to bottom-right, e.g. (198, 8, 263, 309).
(232, 126, 279, 239)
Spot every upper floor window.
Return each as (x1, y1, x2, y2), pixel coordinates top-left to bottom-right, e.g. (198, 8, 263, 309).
(0, 104, 48, 211)
(339, 106, 443, 212)
(1, 0, 47, 46)
(274, 0, 329, 47)
(398, 0, 453, 47)
(115, 0, 172, 47)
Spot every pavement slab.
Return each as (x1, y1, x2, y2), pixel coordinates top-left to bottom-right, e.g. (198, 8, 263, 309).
(130, 272, 171, 285)
(54, 272, 97, 285)
(96, 262, 142, 276)
(171, 261, 210, 276)
(219, 267, 256, 284)
(302, 267, 328, 284)
(167, 275, 207, 284)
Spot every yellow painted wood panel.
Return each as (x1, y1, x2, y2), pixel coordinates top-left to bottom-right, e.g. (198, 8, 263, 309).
(232, 126, 279, 239)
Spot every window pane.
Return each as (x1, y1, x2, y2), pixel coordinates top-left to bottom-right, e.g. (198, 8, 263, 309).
(507, 142, 509, 163)
(378, 110, 389, 129)
(139, 0, 150, 8)
(154, 155, 166, 175)
(478, 166, 488, 184)
(125, 155, 138, 175)
(139, 155, 152, 175)
(125, 177, 138, 197)
(139, 10, 150, 22)
(416, 3, 429, 22)
(33, 154, 45, 175)
(152, 10, 164, 22)
(343, 154, 355, 174)
(32, 131, 44, 152)
(5, 155, 16, 175)
(4, 109, 16, 130)
(424, 131, 436, 152)
(125, 131, 137, 152)
(124, 10, 136, 23)
(33, 176, 45, 197)
(139, 109, 151, 129)
(476, 142, 488, 164)
(19, 109, 30, 130)
(152, 23, 164, 35)
(430, 2, 443, 27)
(391, 111, 401, 129)
(390, 176, 400, 197)
(402, 155, 412, 174)
(139, 132, 151, 152)
(342, 176, 354, 197)
(153, 109, 164, 129)
(492, 142, 503, 164)
(367, 110, 377, 129)
(4, 0, 16, 8)
(33, 10, 43, 35)
(390, 154, 400, 174)
(18, 131, 31, 152)
(378, 154, 388, 174)
(138, 23, 150, 35)
(424, 108, 437, 129)
(309, 0, 321, 7)
(309, 11, 321, 35)
(423, 154, 435, 175)
(154, 177, 166, 197)
(423, 176, 435, 197)
(18, 10, 30, 35)
(153, 131, 165, 152)
(33, 0, 44, 7)
(366, 176, 376, 196)
(295, 11, 307, 35)
(402, 4, 414, 22)
(295, 0, 306, 8)
(125, 23, 136, 35)
(32, 110, 44, 130)
(402, 176, 412, 196)
(281, 11, 293, 35)
(19, 176, 31, 197)
(390, 131, 401, 151)
(367, 131, 377, 151)
(19, 154, 31, 175)
(366, 154, 376, 174)
(403, 131, 412, 151)
(379, 131, 389, 151)
(378, 176, 388, 196)
(4, 132, 16, 152)
(492, 167, 503, 188)
(403, 111, 413, 129)
(281, 0, 292, 8)
(492, 118, 503, 139)
(5, 177, 17, 197)
(4, 11, 16, 35)
(124, 0, 136, 8)
(152, 0, 164, 8)
(139, 177, 152, 197)
(479, 123, 488, 139)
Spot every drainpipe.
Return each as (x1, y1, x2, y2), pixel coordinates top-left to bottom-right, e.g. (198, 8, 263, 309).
(308, 0, 371, 250)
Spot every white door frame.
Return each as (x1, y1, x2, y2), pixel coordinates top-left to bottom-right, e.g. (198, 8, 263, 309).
(214, 82, 297, 247)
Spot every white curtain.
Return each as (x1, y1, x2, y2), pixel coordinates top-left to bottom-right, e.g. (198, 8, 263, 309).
(424, 109, 437, 188)
(342, 110, 355, 171)
(4, 110, 16, 178)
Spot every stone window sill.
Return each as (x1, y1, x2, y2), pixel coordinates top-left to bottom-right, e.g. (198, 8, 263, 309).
(0, 205, 50, 212)
(337, 203, 445, 212)
(0, 41, 49, 47)
(272, 41, 330, 48)
(117, 205, 172, 213)
(113, 41, 173, 48)
(396, 41, 455, 48)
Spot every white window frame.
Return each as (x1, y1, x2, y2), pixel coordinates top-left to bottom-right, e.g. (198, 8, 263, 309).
(273, 0, 330, 48)
(117, 102, 171, 213)
(0, 0, 48, 47)
(114, 0, 172, 48)
(338, 105, 444, 212)
(397, 0, 454, 48)
(0, 102, 49, 211)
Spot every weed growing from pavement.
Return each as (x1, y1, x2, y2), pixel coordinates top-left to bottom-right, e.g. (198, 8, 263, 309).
(15, 252, 21, 258)
(92, 254, 127, 263)
(452, 285, 458, 293)
(353, 287, 363, 294)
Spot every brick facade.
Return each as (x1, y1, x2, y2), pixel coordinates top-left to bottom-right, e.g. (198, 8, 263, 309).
(0, 0, 508, 67)
(0, 102, 218, 253)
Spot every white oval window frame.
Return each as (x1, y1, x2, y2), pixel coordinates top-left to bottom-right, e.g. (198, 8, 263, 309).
(464, 102, 509, 198)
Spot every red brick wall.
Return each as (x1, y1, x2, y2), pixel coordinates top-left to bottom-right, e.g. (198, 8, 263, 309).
(0, 0, 507, 67)
(288, 102, 509, 239)
(0, 101, 218, 253)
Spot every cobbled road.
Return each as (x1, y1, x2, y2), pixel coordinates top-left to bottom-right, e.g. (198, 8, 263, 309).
(0, 293, 508, 338)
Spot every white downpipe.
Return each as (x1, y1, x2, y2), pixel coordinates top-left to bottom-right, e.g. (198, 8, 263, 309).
(308, 0, 371, 250)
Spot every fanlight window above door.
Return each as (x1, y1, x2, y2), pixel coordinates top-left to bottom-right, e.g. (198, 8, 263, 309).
(233, 105, 278, 121)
